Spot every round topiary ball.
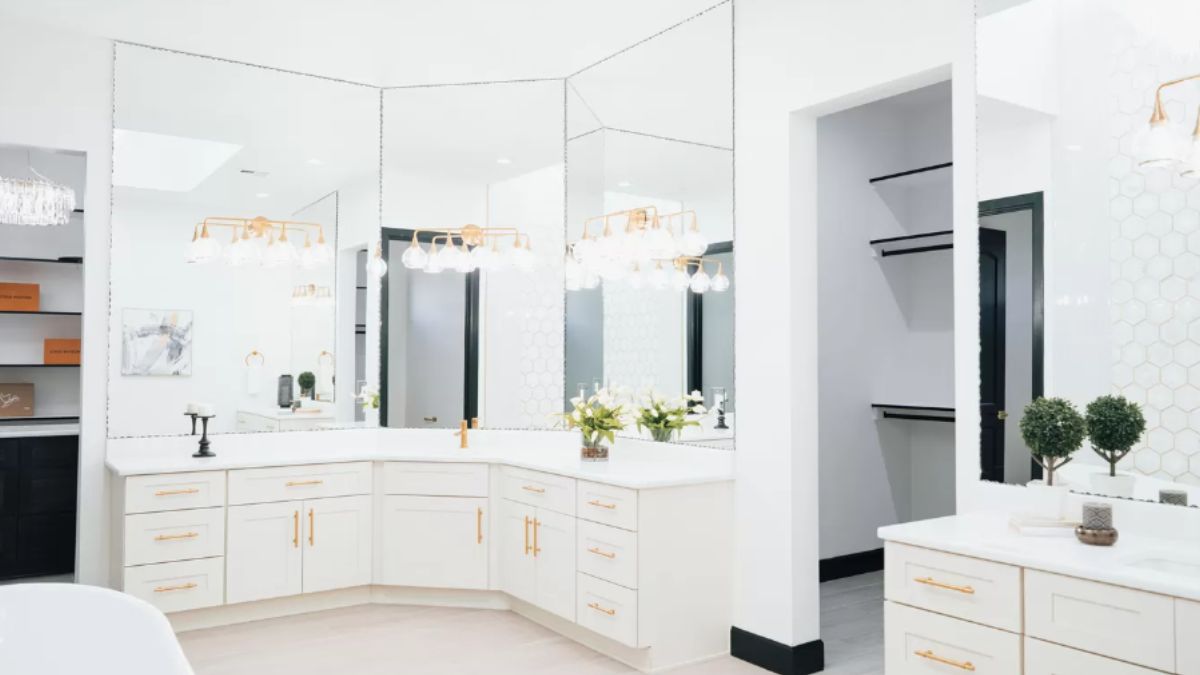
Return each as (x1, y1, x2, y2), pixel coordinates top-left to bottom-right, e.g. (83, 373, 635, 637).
(1085, 395, 1146, 455)
(1020, 397, 1086, 459)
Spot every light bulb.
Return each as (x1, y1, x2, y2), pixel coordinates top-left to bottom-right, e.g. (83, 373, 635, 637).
(310, 239, 333, 266)
(681, 229, 708, 257)
(437, 240, 462, 268)
(645, 227, 676, 258)
(262, 238, 294, 268)
(670, 267, 691, 291)
(366, 242, 387, 278)
(470, 244, 496, 271)
(401, 241, 429, 269)
(225, 237, 251, 267)
(298, 240, 317, 269)
(509, 240, 535, 272)
(689, 269, 712, 293)
(454, 245, 476, 273)
(1134, 118, 1182, 171)
(648, 262, 668, 290)
(710, 271, 731, 292)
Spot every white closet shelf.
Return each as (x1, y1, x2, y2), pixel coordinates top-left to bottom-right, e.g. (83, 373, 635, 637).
(867, 161, 952, 188)
(870, 403, 955, 423)
(868, 230, 952, 257)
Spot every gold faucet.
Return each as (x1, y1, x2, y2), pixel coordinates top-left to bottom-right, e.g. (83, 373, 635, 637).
(454, 418, 480, 449)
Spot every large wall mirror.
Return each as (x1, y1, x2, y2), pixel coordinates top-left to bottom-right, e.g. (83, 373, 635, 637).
(977, 0, 1200, 508)
(564, 2, 734, 449)
(108, 44, 380, 437)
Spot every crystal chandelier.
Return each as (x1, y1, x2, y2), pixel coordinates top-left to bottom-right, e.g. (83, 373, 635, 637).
(0, 169, 76, 226)
(185, 216, 333, 269)
(564, 207, 730, 294)
(399, 224, 537, 274)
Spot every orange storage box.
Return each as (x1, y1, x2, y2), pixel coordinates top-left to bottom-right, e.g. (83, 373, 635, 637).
(44, 339, 81, 365)
(0, 282, 39, 311)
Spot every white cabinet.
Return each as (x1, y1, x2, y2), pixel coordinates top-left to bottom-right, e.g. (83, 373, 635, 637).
(226, 495, 371, 604)
(884, 601, 1021, 674)
(1025, 637, 1161, 675)
(1180, 599, 1200, 675)
(380, 495, 487, 589)
(499, 498, 576, 621)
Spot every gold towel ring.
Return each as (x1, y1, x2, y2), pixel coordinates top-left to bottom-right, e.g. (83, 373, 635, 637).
(244, 350, 265, 366)
(318, 350, 334, 365)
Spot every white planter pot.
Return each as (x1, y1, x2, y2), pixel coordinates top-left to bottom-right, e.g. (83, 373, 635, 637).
(1088, 472, 1136, 499)
(1025, 481, 1070, 520)
(364, 408, 380, 427)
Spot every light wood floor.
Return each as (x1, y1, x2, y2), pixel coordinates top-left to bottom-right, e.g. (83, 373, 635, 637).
(179, 572, 883, 674)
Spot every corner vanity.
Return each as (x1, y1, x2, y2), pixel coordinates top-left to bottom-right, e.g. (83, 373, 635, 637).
(880, 512, 1200, 674)
(106, 429, 734, 673)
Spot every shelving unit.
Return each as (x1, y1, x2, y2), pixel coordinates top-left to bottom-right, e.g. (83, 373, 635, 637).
(0, 364, 79, 368)
(871, 403, 955, 423)
(0, 256, 82, 265)
(0, 310, 83, 316)
(869, 230, 953, 257)
(868, 161, 952, 186)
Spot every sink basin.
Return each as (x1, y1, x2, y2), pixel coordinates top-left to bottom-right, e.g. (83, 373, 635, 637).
(1125, 556, 1200, 580)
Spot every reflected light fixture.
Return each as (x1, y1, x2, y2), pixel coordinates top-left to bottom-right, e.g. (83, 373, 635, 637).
(185, 216, 332, 270)
(1135, 72, 1200, 173)
(367, 240, 388, 278)
(291, 283, 333, 307)
(0, 167, 76, 226)
(399, 224, 537, 274)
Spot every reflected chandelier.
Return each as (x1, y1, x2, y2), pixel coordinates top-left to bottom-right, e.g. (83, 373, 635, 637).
(186, 216, 332, 269)
(564, 206, 729, 294)
(398, 224, 536, 274)
(0, 169, 76, 226)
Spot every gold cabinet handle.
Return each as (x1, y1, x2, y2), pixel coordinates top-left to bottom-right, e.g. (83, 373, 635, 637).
(914, 576, 976, 595)
(997, 410, 1009, 420)
(587, 601, 616, 616)
(533, 518, 541, 556)
(293, 510, 299, 548)
(308, 508, 315, 546)
(587, 546, 616, 559)
(153, 582, 197, 593)
(154, 531, 199, 542)
(476, 506, 484, 544)
(523, 515, 531, 555)
(286, 479, 324, 487)
(521, 485, 546, 494)
(587, 499, 616, 510)
(154, 488, 199, 497)
(914, 649, 975, 671)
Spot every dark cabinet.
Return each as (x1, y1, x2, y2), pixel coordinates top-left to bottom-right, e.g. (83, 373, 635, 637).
(0, 434, 77, 580)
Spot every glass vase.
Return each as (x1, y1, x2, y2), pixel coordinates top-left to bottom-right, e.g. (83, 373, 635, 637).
(581, 433, 609, 462)
(650, 427, 675, 443)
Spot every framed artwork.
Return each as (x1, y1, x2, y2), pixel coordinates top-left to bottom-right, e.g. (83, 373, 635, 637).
(0, 383, 34, 417)
(121, 308, 193, 376)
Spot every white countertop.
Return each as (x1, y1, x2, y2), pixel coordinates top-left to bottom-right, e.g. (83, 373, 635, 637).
(238, 407, 334, 420)
(106, 428, 735, 489)
(0, 422, 80, 439)
(880, 511, 1200, 602)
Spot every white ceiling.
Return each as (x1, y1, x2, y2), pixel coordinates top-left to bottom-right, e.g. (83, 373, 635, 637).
(0, 0, 724, 86)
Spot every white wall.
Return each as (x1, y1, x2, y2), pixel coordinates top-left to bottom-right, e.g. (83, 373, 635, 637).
(0, 16, 113, 586)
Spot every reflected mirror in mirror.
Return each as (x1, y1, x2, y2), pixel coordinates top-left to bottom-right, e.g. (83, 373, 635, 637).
(978, 0, 1200, 507)
(108, 44, 380, 437)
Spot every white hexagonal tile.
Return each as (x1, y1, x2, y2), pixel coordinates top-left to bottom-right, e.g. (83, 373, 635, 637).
(1175, 253, 1200, 279)
(1149, 384, 1174, 409)
(1121, 300, 1147, 324)
(1119, 172, 1145, 197)
(1112, 238, 1133, 261)
(1122, 214, 1147, 239)
(1178, 385, 1200, 410)
(1123, 384, 1148, 405)
(1145, 298, 1173, 324)
(1163, 407, 1189, 432)
(1163, 319, 1190, 345)
(1178, 297, 1200, 322)
(1149, 213, 1175, 237)
(1121, 257, 1146, 281)
(1163, 362, 1188, 388)
(1178, 429, 1200, 455)
(1163, 450, 1189, 476)
(1110, 154, 1134, 178)
(1134, 193, 1160, 217)
(1163, 276, 1187, 300)
(1121, 341, 1147, 366)
(1146, 256, 1173, 280)
(1133, 235, 1160, 259)
(1162, 231, 1187, 256)
(1135, 449, 1162, 474)
(1112, 196, 1135, 220)
(1175, 208, 1200, 233)
(1134, 321, 1159, 345)
(1134, 277, 1160, 302)
(1133, 362, 1160, 387)
(1149, 342, 1174, 366)
(1162, 189, 1188, 214)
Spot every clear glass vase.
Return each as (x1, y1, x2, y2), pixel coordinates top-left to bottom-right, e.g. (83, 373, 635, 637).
(650, 427, 674, 443)
(581, 433, 609, 462)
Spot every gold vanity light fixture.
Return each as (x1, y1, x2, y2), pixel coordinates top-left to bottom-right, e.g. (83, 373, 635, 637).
(398, 224, 537, 274)
(366, 239, 388, 278)
(1135, 72, 1200, 174)
(185, 216, 332, 269)
(564, 206, 728, 293)
(290, 283, 333, 307)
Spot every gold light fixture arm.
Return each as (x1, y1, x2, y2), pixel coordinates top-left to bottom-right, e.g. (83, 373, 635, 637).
(1150, 73, 1200, 124)
(199, 216, 327, 243)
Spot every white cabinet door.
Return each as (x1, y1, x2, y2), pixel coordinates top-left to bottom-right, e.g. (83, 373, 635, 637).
(226, 502, 302, 604)
(533, 508, 576, 622)
(302, 495, 373, 594)
(380, 495, 487, 589)
(498, 498, 536, 604)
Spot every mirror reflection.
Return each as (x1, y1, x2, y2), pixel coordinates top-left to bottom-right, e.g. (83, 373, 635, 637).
(978, 0, 1200, 507)
(108, 44, 380, 437)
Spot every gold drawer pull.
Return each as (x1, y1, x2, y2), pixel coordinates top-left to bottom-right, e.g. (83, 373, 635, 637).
(286, 479, 324, 487)
(154, 488, 199, 497)
(587, 602, 616, 616)
(587, 546, 616, 559)
(914, 576, 976, 595)
(476, 507, 484, 544)
(587, 499, 616, 510)
(153, 582, 198, 593)
(293, 510, 299, 548)
(523, 515, 531, 555)
(521, 485, 545, 494)
(154, 531, 199, 542)
(914, 649, 975, 671)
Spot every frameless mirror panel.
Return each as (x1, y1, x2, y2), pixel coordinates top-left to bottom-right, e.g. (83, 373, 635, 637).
(565, 2, 734, 449)
(381, 81, 565, 430)
(977, 0, 1200, 507)
(109, 44, 380, 437)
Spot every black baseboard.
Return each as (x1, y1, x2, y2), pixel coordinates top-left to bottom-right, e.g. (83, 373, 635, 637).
(819, 547, 883, 582)
(731, 627, 824, 675)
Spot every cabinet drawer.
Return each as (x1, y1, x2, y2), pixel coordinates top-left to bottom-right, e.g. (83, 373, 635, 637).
(577, 572, 638, 647)
(124, 557, 224, 614)
(884, 542, 1021, 632)
(382, 462, 488, 497)
(576, 481, 637, 531)
(884, 601, 1021, 674)
(1180, 599, 1200, 675)
(577, 520, 637, 590)
(124, 507, 225, 566)
(227, 462, 371, 505)
(125, 471, 226, 514)
(1025, 636, 1160, 675)
(1025, 569, 1174, 672)
(500, 467, 574, 516)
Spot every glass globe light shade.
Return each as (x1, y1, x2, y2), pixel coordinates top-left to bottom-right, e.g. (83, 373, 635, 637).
(599, 259, 629, 281)
(509, 243, 536, 272)
(670, 267, 691, 291)
(454, 246, 476, 273)
(262, 238, 294, 268)
(366, 243, 388, 278)
(1134, 119, 1182, 171)
(582, 271, 601, 289)
(681, 229, 709, 257)
(689, 269, 712, 293)
(401, 241, 429, 269)
(1180, 133, 1200, 178)
(648, 263, 669, 290)
(469, 244, 496, 271)
(437, 240, 462, 268)
(572, 237, 595, 263)
(627, 265, 645, 289)
(710, 271, 731, 292)
(309, 239, 333, 266)
(564, 256, 583, 284)
(423, 254, 444, 274)
(225, 237, 253, 267)
(645, 227, 676, 258)
(298, 241, 318, 269)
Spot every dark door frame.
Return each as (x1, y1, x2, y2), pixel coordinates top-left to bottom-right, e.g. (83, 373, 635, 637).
(379, 227, 480, 427)
(978, 192, 1045, 480)
(686, 240, 733, 395)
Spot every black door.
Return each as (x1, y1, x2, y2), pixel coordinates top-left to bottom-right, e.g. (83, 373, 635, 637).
(979, 228, 1007, 482)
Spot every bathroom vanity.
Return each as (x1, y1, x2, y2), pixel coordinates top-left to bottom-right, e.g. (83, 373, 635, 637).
(106, 428, 734, 673)
(880, 512, 1200, 674)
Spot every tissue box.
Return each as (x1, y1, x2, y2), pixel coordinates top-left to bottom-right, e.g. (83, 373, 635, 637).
(0, 283, 39, 311)
(44, 339, 81, 365)
(0, 383, 34, 418)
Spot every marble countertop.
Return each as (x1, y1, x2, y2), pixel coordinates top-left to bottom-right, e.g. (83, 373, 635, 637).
(106, 428, 735, 489)
(880, 511, 1200, 602)
(0, 422, 80, 439)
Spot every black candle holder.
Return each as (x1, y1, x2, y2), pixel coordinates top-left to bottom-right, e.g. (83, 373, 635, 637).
(193, 415, 216, 458)
(184, 412, 199, 435)
(714, 400, 729, 430)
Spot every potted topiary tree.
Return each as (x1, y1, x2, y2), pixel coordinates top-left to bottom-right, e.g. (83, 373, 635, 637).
(298, 371, 316, 399)
(1019, 397, 1086, 518)
(1085, 394, 1146, 498)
